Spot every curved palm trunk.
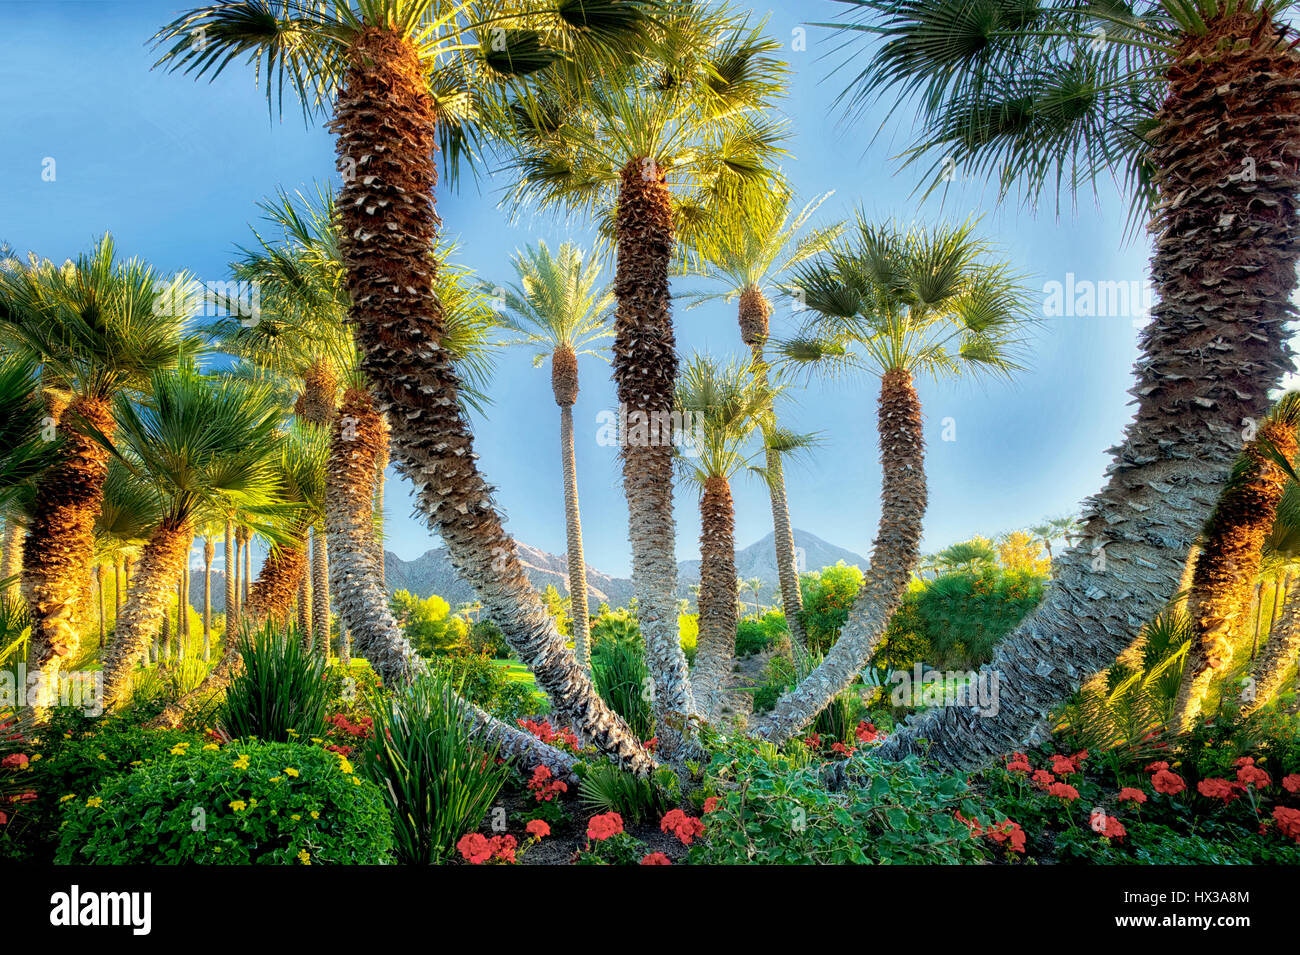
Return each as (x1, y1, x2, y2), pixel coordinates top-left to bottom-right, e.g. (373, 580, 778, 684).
(23, 395, 115, 708)
(102, 516, 193, 708)
(312, 527, 331, 659)
(751, 368, 926, 742)
(611, 159, 695, 750)
(1171, 422, 1297, 730)
(328, 29, 653, 773)
(554, 346, 592, 671)
(1243, 588, 1300, 716)
(202, 536, 213, 662)
(692, 476, 738, 721)
(877, 16, 1300, 765)
(740, 286, 805, 647)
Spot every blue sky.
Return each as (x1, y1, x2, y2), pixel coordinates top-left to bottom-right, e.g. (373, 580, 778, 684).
(1, 0, 1167, 578)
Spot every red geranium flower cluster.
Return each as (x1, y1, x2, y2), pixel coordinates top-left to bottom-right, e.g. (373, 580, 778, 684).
(1031, 769, 1055, 789)
(830, 741, 855, 758)
(326, 712, 373, 739)
(1283, 774, 1300, 794)
(1196, 778, 1243, 803)
(1146, 762, 1186, 795)
(0, 717, 24, 743)
(457, 832, 517, 864)
(1234, 757, 1271, 791)
(1117, 787, 1148, 804)
(802, 732, 822, 749)
(1273, 806, 1300, 843)
(855, 721, 879, 744)
(525, 819, 550, 840)
(1089, 810, 1127, 841)
(1, 753, 29, 769)
(640, 852, 671, 865)
(660, 809, 705, 846)
(955, 811, 1026, 854)
(587, 812, 624, 841)
(518, 718, 580, 751)
(1049, 750, 1087, 776)
(703, 797, 721, 814)
(1006, 753, 1033, 774)
(1047, 782, 1080, 802)
(527, 765, 568, 803)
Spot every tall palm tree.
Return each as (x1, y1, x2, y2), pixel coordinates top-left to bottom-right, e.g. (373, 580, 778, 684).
(497, 240, 613, 670)
(502, 6, 788, 751)
(0, 238, 199, 706)
(675, 354, 805, 719)
(0, 356, 62, 602)
(832, 0, 1300, 767)
(1171, 393, 1300, 729)
(677, 191, 844, 646)
(155, 0, 662, 772)
(99, 369, 284, 708)
(752, 218, 1032, 743)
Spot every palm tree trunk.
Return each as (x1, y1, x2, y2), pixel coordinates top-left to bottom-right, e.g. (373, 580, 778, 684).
(692, 476, 738, 721)
(328, 30, 653, 773)
(102, 516, 193, 708)
(1242, 587, 1300, 716)
(373, 427, 388, 588)
(554, 348, 592, 671)
(296, 564, 312, 644)
(224, 520, 236, 635)
(203, 536, 213, 663)
(740, 286, 806, 647)
(1172, 421, 1297, 731)
(2, 519, 23, 597)
(877, 17, 1300, 765)
(751, 368, 926, 742)
(340, 620, 351, 666)
(95, 564, 105, 649)
(113, 555, 122, 620)
(241, 526, 250, 610)
(23, 395, 115, 709)
(312, 526, 331, 660)
(609, 158, 694, 750)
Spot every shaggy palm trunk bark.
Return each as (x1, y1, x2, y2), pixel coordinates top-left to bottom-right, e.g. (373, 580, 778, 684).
(312, 527, 331, 659)
(739, 285, 805, 647)
(223, 520, 236, 636)
(113, 556, 122, 620)
(2, 519, 23, 596)
(327, 29, 653, 773)
(23, 395, 114, 708)
(203, 536, 213, 662)
(877, 14, 1300, 765)
(296, 565, 312, 645)
(95, 564, 105, 648)
(1242, 588, 1300, 715)
(610, 158, 695, 751)
(373, 429, 388, 588)
(241, 526, 251, 610)
(1171, 422, 1297, 730)
(751, 368, 926, 742)
(692, 476, 738, 721)
(554, 345, 592, 671)
(102, 516, 193, 708)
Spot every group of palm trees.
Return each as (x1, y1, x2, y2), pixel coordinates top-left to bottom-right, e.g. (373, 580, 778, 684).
(3, 0, 1300, 775)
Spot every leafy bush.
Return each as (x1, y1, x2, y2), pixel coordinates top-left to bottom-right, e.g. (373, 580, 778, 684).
(692, 741, 989, 864)
(428, 653, 539, 722)
(591, 636, 654, 740)
(55, 741, 392, 864)
(798, 562, 865, 654)
(736, 610, 787, 657)
(468, 619, 508, 658)
(678, 613, 698, 665)
(390, 590, 467, 656)
(359, 674, 508, 864)
(575, 760, 678, 824)
(751, 654, 796, 714)
(219, 625, 330, 742)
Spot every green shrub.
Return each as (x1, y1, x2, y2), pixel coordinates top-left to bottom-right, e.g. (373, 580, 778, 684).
(575, 760, 678, 824)
(55, 740, 392, 865)
(390, 590, 468, 656)
(751, 654, 796, 713)
(359, 674, 508, 864)
(468, 619, 508, 658)
(692, 742, 988, 864)
(814, 689, 865, 743)
(219, 625, 330, 742)
(591, 636, 654, 740)
(678, 613, 698, 665)
(429, 653, 539, 722)
(798, 563, 865, 654)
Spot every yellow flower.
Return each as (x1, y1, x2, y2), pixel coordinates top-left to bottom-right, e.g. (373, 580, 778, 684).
(310, 738, 323, 744)
(169, 745, 188, 756)
(30, 753, 41, 762)
(233, 755, 250, 770)
(310, 810, 320, 820)
(291, 814, 301, 821)
(284, 767, 299, 778)
(270, 776, 283, 783)
(297, 849, 311, 865)
(286, 728, 299, 737)
(249, 799, 259, 809)
(230, 800, 247, 812)
(337, 756, 354, 776)
(350, 777, 361, 787)
(97, 753, 107, 761)
(86, 797, 103, 808)
(59, 794, 76, 803)
(203, 743, 220, 751)
(129, 760, 143, 767)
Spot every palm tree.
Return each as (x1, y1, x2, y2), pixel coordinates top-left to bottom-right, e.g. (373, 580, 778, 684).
(501, 6, 788, 751)
(829, 0, 1300, 767)
(0, 238, 199, 706)
(751, 218, 1032, 743)
(1170, 393, 1300, 730)
(0, 356, 62, 602)
(677, 191, 844, 647)
(99, 369, 284, 708)
(497, 240, 613, 670)
(155, 0, 665, 772)
(675, 354, 803, 719)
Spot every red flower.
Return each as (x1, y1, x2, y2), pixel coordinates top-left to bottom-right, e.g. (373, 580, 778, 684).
(830, 741, 854, 757)
(854, 721, 879, 743)
(643, 737, 658, 753)
(1197, 778, 1242, 803)
(1102, 816, 1127, 841)
(1236, 764, 1271, 790)
(1272, 806, 1300, 843)
(587, 812, 624, 842)
(1, 753, 28, 769)
(702, 796, 720, 814)
(660, 808, 706, 846)
(457, 832, 493, 865)
(986, 818, 1027, 854)
(1049, 754, 1077, 776)
(1151, 769, 1186, 795)
(1047, 782, 1080, 802)
(803, 732, 822, 749)
(1146, 761, 1170, 773)
(1117, 787, 1148, 804)
(527, 765, 568, 803)
(640, 852, 672, 865)
(0, 810, 7, 826)
(1031, 769, 1056, 789)
(525, 819, 551, 840)
(1005, 753, 1032, 774)
(1282, 774, 1300, 794)
(1233, 756, 1255, 768)
(489, 834, 517, 863)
